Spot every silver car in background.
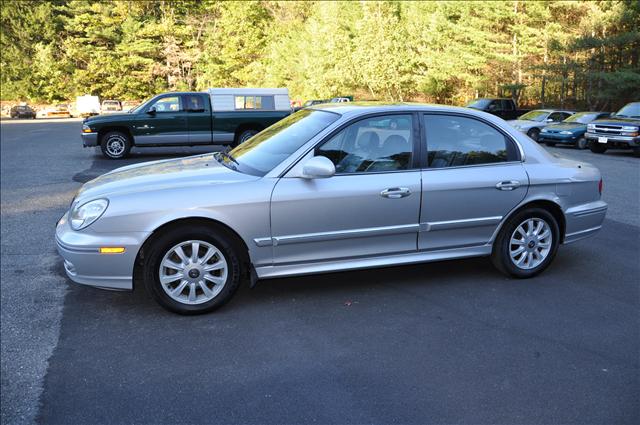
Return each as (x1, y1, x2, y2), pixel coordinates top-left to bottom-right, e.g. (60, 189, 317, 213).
(56, 103, 607, 314)
(508, 109, 575, 141)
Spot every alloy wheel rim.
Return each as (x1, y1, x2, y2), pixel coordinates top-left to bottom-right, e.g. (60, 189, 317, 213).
(509, 218, 552, 270)
(159, 240, 228, 305)
(106, 136, 126, 156)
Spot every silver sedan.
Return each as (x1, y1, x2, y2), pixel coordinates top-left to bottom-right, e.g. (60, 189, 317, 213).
(56, 104, 607, 314)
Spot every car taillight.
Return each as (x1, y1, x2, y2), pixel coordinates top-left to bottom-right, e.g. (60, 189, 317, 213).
(598, 178, 603, 196)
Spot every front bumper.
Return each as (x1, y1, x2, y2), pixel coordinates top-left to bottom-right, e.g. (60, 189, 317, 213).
(538, 133, 577, 143)
(55, 213, 149, 290)
(585, 133, 640, 148)
(82, 132, 99, 147)
(563, 200, 608, 244)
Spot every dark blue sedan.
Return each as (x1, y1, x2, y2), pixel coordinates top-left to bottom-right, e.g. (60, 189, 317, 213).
(539, 112, 610, 149)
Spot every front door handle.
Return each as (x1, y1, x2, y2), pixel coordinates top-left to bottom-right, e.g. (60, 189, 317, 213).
(495, 180, 521, 191)
(380, 187, 411, 199)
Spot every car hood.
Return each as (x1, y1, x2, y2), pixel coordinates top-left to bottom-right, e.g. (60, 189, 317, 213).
(543, 122, 585, 132)
(77, 154, 259, 201)
(591, 117, 640, 126)
(85, 112, 132, 122)
(507, 120, 540, 129)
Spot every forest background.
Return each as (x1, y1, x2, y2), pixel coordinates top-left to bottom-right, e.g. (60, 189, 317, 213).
(1, 0, 639, 109)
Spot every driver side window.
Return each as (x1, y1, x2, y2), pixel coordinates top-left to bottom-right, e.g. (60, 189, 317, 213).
(151, 96, 182, 113)
(316, 115, 414, 174)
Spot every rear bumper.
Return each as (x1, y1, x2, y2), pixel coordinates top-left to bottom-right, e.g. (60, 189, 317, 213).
(82, 133, 99, 147)
(55, 214, 148, 290)
(563, 200, 607, 244)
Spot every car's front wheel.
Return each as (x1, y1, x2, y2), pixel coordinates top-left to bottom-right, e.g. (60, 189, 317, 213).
(576, 137, 588, 149)
(143, 225, 241, 315)
(101, 131, 132, 159)
(527, 128, 540, 142)
(590, 143, 607, 154)
(491, 208, 560, 278)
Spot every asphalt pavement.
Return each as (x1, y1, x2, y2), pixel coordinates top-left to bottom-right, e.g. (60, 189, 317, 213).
(1, 118, 638, 425)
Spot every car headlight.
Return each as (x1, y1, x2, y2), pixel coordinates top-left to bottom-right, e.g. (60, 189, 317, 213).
(70, 199, 109, 230)
(622, 126, 639, 132)
(82, 124, 93, 133)
(541, 128, 549, 133)
(587, 124, 595, 130)
(560, 131, 572, 135)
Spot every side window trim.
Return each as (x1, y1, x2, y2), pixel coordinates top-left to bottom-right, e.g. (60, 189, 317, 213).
(421, 112, 523, 170)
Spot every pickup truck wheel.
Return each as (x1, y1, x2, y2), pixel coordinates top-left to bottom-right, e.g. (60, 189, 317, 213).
(101, 131, 131, 159)
(236, 129, 259, 145)
(576, 137, 588, 149)
(491, 207, 559, 279)
(589, 143, 607, 154)
(527, 128, 540, 142)
(143, 224, 241, 315)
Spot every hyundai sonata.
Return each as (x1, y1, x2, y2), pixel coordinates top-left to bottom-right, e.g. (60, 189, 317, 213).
(56, 104, 607, 314)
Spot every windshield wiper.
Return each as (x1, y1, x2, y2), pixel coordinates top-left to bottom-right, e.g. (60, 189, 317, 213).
(219, 150, 239, 165)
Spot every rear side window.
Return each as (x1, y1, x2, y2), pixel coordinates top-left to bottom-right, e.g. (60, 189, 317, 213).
(235, 96, 275, 110)
(501, 100, 514, 111)
(424, 114, 518, 168)
(184, 95, 206, 112)
(548, 112, 567, 122)
(317, 114, 414, 174)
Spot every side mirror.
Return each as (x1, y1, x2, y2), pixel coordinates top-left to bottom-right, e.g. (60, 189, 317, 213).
(301, 156, 335, 179)
(147, 106, 156, 115)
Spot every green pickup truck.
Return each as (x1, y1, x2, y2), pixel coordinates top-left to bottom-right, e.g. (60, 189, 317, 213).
(81, 88, 292, 159)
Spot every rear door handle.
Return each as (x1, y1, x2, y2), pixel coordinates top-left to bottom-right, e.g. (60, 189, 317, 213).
(495, 180, 521, 191)
(380, 187, 411, 199)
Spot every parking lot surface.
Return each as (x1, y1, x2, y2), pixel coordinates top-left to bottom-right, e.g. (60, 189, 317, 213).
(1, 119, 638, 424)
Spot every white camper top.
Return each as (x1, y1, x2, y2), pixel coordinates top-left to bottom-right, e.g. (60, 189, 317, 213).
(206, 88, 291, 112)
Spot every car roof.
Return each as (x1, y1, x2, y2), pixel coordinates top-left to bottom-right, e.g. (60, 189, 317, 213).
(309, 101, 478, 117)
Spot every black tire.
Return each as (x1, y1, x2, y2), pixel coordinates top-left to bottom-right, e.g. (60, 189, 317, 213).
(235, 129, 259, 146)
(589, 143, 607, 154)
(100, 131, 131, 159)
(491, 207, 560, 279)
(143, 224, 242, 315)
(527, 128, 540, 142)
(576, 137, 588, 150)
(633, 147, 640, 158)
(545, 141, 556, 147)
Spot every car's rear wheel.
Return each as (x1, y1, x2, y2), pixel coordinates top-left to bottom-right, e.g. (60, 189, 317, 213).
(235, 129, 259, 146)
(589, 143, 607, 154)
(101, 131, 131, 159)
(491, 207, 559, 278)
(527, 128, 540, 142)
(143, 225, 241, 315)
(576, 137, 588, 149)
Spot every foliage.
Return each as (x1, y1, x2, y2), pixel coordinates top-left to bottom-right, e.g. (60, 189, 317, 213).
(1, 0, 638, 109)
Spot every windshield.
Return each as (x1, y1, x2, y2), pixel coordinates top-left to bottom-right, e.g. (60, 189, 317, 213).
(466, 99, 491, 109)
(563, 112, 599, 124)
(615, 103, 640, 118)
(518, 110, 549, 122)
(219, 109, 340, 177)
